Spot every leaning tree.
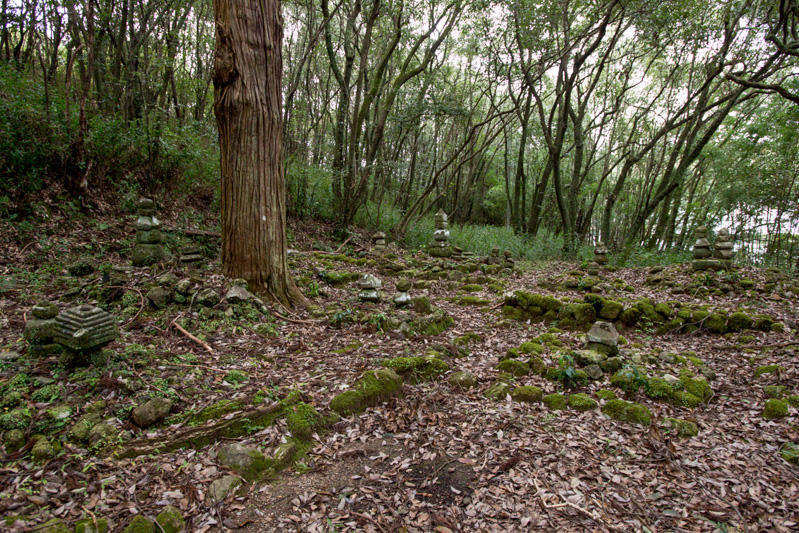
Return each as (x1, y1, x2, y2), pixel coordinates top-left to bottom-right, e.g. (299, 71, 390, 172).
(213, 0, 306, 307)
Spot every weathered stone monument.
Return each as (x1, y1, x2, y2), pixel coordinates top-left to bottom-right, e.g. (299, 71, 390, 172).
(132, 198, 166, 267)
(585, 320, 619, 356)
(372, 232, 387, 253)
(357, 274, 382, 302)
(503, 250, 515, 269)
(24, 302, 61, 357)
(394, 279, 412, 307)
(692, 225, 724, 271)
(53, 304, 118, 365)
(714, 228, 734, 267)
(428, 209, 452, 258)
(179, 244, 203, 266)
(487, 247, 501, 265)
(593, 242, 609, 265)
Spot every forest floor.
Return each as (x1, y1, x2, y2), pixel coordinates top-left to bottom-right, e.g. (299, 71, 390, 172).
(0, 205, 798, 533)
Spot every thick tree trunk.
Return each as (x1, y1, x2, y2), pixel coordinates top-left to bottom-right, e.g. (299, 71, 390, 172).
(213, 0, 306, 308)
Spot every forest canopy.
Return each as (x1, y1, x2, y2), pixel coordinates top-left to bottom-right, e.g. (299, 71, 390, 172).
(2, 0, 799, 265)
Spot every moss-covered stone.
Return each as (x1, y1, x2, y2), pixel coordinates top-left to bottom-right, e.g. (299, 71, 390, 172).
(596, 389, 617, 401)
(601, 399, 651, 425)
(412, 296, 432, 315)
(704, 312, 728, 334)
(610, 367, 646, 394)
(449, 371, 478, 389)
(599, 300, 625, 321)
(763, 399, 789, 419)
(645, 378, 675, 401)
(558, 303, 597, 329)
(122, 516, 156, 533)
(68, 412, 102, 442)
(752, 315, 774, 331)
(0, 407, 31, 430)
(31, 438, 55, 463)
(286, 403, 325, 441)
(727, 312, 753, 332)
(755, 364, 783, 378)
(457, 295, 489, 306)
(527, 356, 547, 376)
(671, 390, 702, 408)
(319, 270, 360, 285)
(218, 443, 270, 480)
(383, 356, 449, 383)
(484, 382, 511, 400)
(156, 505, 185, 533)
(330, 368, 403, 416)
(517, 341, 545, 355)
(454, 332, 482, 346)
(679, 371, 712, 402)
(413, 311, 454, 335)
(664, 418, 699, 438)
(87, 423, 120, 448)
(542, 393, 567, 411)
(74, 517, 109, 533)
(459, 284, 482, 292)
(510, 386, 543, 403)
(620, 307, 641, 326)
(3, 429, 26, 453)
(788, 395, 799, 408)
(36, 518, 71, 533)
(600, 399, 627, 420)
(654, 302, 672, 318)
(781, 442, 799, 464)
(568, 393, 597, 411)
(764, 385, 787, 399)
(496, 359, 530, 377)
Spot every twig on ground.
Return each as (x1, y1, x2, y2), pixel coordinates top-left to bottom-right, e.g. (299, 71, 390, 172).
(171, 320, 214, 353)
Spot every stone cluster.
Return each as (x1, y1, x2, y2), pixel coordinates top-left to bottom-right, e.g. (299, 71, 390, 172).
(23, 302, 61, 357)
(372, 232, 387, 253)
(692, 226, 735, 271)
(503, 250, 515, 269)
(394, 279, 411, 307)
(593, 242, 609, 265)
(692, 226, 712, 260)
(487, 247, 501, 265)
(357, 274, 382, 302)
(428, 209, 452, 258)
(132, 198, 166, 267)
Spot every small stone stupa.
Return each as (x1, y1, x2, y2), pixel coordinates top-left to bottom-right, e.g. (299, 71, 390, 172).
(372, 232, 387, 253)
(428, 210, 452, 258)
(23, 302, 61, 357)
(179, 245, 203, 266)
(593, 242, 609, 265)
(132, 198, 166, 267)
(714, 228, 734, 267)
(486, 247, 501, 265)
(357, 274, 382, 302)
(692, 225, 720, 271)
(394, 279, 412, 307)
(503, 250, 515, 269)
(585, 320, 619, 356)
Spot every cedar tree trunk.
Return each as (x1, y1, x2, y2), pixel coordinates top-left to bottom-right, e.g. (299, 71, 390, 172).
(213, 0, 305, 307)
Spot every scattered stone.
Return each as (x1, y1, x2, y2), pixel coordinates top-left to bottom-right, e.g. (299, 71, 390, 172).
(68, 413, 102, 442)
(218, 442, 269, 480)
(3, 429, 26, 453)
(585, 321, 619, 356)
(156, 505, 186, 533)
(146, 287, 171, 309)
(568, 393, 597, 411)
(664, 418, 699, 438)
(412, 296, 432, 315)
(357, 274, 382, 302)
(132, 397, 173, 428)
(32, 301, 58, 319)
(87, 423, 119, 448)
(542, 393, 567, 410)
(225, 284, 251, 304)
(383, 357, 449, 383)
(68, 260, 95, 277)
(31, 438, 55, 462)
(584, 364, 604, 380)
(132, 198, 166, 267)
(484, 382, 511, 401)
(449, 371, 477, 389)
(511, 386, 543, 403)
(175, 279, 195, 295)
(196, 287, 220, 307)
(763, 399, 789, 419)
(207, 475, 242, 505)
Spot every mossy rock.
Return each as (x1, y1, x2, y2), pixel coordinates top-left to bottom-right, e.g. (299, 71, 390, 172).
(788, 395, 799, 408)
(496, 359, 530, 377)
(596, 389, 617, 400)
(764, 385, 787, 399)
(0, 407, 31, 430)
(156, 505, 185, 533)
(68, 413, 102, 442)
(330, 368, 403, 416)
(31, 438, 55, 463)
(412, 297, 433, 314)
(3, 429, 26, 453)
(645, 378, 675, 401)
(755, 364, 783, 378)
(459, 284, 482, 292)
(191, 399, 246, 424)
(35, 519, 71, 533)
(752, 315, 774, 331)
(704, 313, 728, 334)
(382, 356, 449, 383)
(527, 356, 547, 375)
(654, 303, 672, 318)
(454, 332, 482, 346)
(568, 393, 597, 411)
(75, 517, 109, 533)
(663, 418, 698, 438)
(727, 312, 753, 332)
(484, 382, 511, 401)
(532, 333, 564, 347)
(517, 341, 545, 355)
(610, 368, 646, 394)
(780, 442, 799, 465)
(449, 371, 478, 389)
(286, 403, 325, 441)
(511, 386, 543, 403)
(457, 295, 489, 306)
(413, 311, 454, 336)
(671, 390, 702, 408)
(319, 271, 360, 285)
(122, 516, 156, 533)
(558, 303, 597, 330)
(601, 400, 651, 426)
(679, 371, 712, 402)
(763, 399, 789, 419)
(542, 393, 567, 411)
(620, 307, 641, 326)
(599, 300, 625, 321)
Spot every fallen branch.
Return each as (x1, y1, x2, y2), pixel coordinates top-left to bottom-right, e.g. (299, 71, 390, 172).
(172, 320, 214, 353)
(109, 399, 288, 459)
(534, 478, 624, 531)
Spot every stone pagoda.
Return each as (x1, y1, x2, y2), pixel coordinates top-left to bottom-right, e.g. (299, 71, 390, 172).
(593, 242, 609, 265)
(713, 228, 734, 267)
(692, 225, 720, 270)
(372, 232, 387, 253)
(394, 279, 412, 307)
(428, 209, 452, 258)
(357, 274, 382, 302)
(53, 304, 118, 365)
(132, 198, 166, 267)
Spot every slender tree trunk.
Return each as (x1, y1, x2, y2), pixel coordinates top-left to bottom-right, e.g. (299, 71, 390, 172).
(213, 0, 305, 307)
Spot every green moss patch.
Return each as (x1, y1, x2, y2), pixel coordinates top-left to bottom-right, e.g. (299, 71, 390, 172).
(763, 399, 789, 419)
(568, 393, 597, 411)
(286, 403, 325, 441)
(596, 389, 617, 401)
(601, 399, 651, 426)
(542, 393, 567, 411)
(755, 364, 783, 378)
(382, 356, 449, 383)
(663, 418, 699, 438)
(496, 359, 530, 377)
(330, 369, 403, 416)
(511, 386, 543, 403)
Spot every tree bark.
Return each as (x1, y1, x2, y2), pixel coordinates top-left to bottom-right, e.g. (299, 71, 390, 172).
(213, 0, 306, 307)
